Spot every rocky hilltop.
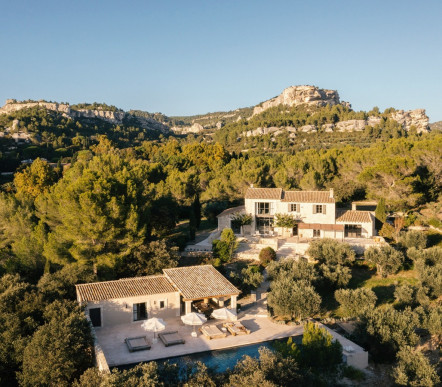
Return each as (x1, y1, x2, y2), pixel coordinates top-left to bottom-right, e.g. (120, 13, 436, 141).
(0, 100, 169, 133)
(252, 85, 346, 116)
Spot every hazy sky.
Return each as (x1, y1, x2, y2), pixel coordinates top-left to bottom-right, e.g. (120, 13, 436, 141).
(1, 0, 441, 121)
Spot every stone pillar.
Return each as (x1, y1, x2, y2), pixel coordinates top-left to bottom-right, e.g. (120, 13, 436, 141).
(230, 295, 237, 310)
(218, 297, 224, 307)
(185, 300, 192, 315)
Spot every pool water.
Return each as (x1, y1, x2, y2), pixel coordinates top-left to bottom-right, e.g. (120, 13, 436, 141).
(161, 336, 302, 373)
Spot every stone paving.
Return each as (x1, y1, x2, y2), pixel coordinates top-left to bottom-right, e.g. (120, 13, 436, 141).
(95, 314, 304, 367)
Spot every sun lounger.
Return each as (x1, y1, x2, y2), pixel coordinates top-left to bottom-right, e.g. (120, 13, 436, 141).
(223, 321, 251, 336)
(158, 331, 185, 347)
(124, 336, 151, 352)
(200, 324, 227, 340)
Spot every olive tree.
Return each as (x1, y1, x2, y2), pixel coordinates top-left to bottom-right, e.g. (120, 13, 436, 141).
(392, 346, 440, 386)
(335, 288, 377, 318)
(267, 277, 321, 321)
(364, 245, 404, 277)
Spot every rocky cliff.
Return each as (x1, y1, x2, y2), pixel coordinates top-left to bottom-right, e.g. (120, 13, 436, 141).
(0, 100, 169, 133)
(242, 111, 429, 138)
(391, 109, 429, 134)
(252, 85, 344, 116)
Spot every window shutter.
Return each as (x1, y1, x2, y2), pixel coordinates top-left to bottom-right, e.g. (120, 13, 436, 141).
(323, 205, 326, 214)
(288, 204, 291, 212)
(313, 205, 317, 214)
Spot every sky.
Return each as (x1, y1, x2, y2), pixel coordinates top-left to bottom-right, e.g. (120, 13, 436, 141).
(1, 0, 441, 121)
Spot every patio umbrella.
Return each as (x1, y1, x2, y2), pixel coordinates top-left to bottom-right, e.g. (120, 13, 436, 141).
(211, 307, 237, 321)
(181, 312, 207, 334)
(141, 317, 166, 339)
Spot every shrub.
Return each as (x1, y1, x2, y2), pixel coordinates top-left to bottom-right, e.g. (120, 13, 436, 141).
(398, 230, 427, 250)
(259, 247, 276, 266)
(393, 284, 416, 307)
(379, 223, 395, 239)
(335, 288, 377, 318)
(392, 346, 440, 386)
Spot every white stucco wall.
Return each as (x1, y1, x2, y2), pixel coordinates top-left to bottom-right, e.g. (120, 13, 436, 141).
(85, 291, 180, 328)
(245, 198, 337, 234)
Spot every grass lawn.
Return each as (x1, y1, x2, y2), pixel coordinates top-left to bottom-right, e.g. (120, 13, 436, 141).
(349, 262, 419, 305)
(325, 262, 420, 317)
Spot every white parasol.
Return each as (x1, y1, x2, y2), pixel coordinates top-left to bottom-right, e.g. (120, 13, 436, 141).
(141, 317, 166, 340)
(181, 312, 207, 336)
(211, 307, 237, 321)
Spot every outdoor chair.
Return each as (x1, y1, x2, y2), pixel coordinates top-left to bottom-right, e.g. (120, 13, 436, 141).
(124, 336, 151, 352)
(199, 324, 227, 340)
(158, 331, 185, 347)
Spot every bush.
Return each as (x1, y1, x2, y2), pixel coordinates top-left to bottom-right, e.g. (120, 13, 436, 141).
(259, 247, 276, 266)
(398, 230, 427, 250)
(392, 346, 440, 386)
(335, 288, 377, 318)
(394, 284, 416, 307)
(343, 365, 365, 381)
(379, 223, 395, 239)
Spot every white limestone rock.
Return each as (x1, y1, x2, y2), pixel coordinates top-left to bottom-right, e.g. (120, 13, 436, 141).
(391, 109, 429, 133)
(253, 85, 340, 116)
(336, 120, 366, 132)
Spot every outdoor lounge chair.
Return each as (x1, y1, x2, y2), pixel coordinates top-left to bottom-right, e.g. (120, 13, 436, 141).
(124, 336, 151, 352)
(223, 321, 251, 336)
(199, 324, 227, 340)
(158, 331, 185, 347)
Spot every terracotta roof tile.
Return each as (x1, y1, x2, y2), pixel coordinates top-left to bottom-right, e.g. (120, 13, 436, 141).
(282, 191, 335, 203)
(336, 210, 373, 223)
(75, 275, 175, 302)
(163, 265, 240, 300)
(245, 188, 283, 200)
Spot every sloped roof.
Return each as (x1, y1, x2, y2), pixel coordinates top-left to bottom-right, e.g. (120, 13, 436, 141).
(217, 205, 245, 218)
(245, 187, 335, 203)
(282, 190, 335, 203)
(245, 187, 283, 200)
(336, 210, 373, 223)
(75, 275, 176, 302)
(163, 265, 240, 300)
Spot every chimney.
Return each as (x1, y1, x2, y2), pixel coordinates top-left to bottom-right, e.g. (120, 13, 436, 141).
(329, 188, 334, 198)
(250, 183, 254, 188)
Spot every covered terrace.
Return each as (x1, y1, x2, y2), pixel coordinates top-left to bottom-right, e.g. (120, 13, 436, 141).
(163, 265, 240, 315)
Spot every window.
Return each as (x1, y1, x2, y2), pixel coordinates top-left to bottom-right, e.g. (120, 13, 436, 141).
(256, 217, 274, 235)
(133, 302, 148, 321)
(159, 300, 165, 309)
(256, 202, 274, 215)
(313, 204, 326, 214)
(289, 203, 299, 212)
(89, 308, 101, 327)
(345, 224, 362, 238)
(313, 229, 321, 237)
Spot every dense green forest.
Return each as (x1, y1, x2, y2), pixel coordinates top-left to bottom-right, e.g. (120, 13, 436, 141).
(0, 101, 441, 385)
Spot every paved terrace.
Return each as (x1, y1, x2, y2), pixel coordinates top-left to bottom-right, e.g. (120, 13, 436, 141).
(95, 315, 304, 367)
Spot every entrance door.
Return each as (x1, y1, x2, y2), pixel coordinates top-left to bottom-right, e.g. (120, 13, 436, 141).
(292, 224, 298, 236)
(256, 217, 274, 235)
(133, 302, 148, 321)
(89, 308, 101, 327)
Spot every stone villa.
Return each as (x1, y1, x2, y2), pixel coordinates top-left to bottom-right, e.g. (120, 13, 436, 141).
(217, 187, 375, 240)
(75, 265, 240, 328)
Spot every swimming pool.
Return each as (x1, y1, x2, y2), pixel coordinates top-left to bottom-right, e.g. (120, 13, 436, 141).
(158, 336, 302, 373)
